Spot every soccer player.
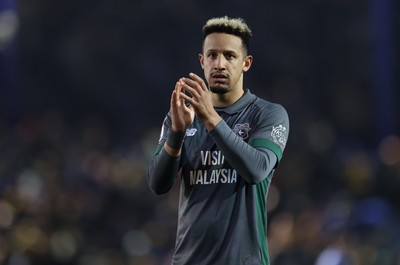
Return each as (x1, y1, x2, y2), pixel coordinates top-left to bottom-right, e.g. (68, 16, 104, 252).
(147, 16, 289, 265)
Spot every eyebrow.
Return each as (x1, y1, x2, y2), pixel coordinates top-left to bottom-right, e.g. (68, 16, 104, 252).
(205, 49, 239, 55)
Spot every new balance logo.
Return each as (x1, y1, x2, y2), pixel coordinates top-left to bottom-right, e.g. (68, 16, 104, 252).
(186, 128, 197, 137)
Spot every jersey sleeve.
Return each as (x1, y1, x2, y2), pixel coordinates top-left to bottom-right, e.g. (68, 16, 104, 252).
(209, 102, 289, 184)
(147, 114, 181, 194)
(249, 103, 289, 163)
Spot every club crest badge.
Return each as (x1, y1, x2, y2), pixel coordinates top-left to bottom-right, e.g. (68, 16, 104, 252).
(271, 125, 287, 148)
(233, 123, 251, 140)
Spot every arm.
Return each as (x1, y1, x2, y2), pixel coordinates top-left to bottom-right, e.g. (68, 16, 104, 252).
(147, 143, 181, 195)
(180, 74, 289, 183)
(209, 104, 289, 184)
(178, 73, 289, 184)
(147, 117, 187, 194)
(147, 81, 194, 194)
(210, 120, 277, 184)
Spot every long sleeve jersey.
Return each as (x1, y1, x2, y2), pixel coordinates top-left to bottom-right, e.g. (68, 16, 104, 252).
(147, 89, 289, 265)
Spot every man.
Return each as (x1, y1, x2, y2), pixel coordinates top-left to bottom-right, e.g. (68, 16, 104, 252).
(147, 16, 289, 265)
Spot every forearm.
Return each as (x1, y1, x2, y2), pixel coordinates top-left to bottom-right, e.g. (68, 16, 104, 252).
(209, 121, 277, 184)
(147, 147, 180, 194)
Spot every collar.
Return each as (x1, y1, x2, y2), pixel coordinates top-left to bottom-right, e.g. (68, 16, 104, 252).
(214, 89, 256, 115)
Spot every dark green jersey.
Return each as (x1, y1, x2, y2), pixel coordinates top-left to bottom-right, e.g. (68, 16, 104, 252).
(148, 90, 289, 265)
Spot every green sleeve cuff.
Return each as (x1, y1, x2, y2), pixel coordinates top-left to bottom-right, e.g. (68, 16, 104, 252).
(249, 138, 283, 161)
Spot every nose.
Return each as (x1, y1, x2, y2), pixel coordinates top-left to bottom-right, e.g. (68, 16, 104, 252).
(214, 54, 226, 70)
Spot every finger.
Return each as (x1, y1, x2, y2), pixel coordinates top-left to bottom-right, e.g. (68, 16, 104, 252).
(188, 73, 208, 91)
(172, 81, 182, 107)
(180, 79, 201, 98)
(179, 91, 196, 107)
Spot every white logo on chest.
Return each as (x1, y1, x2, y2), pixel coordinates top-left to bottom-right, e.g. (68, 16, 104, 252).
(186, 128, 197, 137)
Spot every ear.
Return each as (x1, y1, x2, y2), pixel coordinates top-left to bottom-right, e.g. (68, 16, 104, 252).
(199, 53, 204, 69)
(243, 55, 253, 72)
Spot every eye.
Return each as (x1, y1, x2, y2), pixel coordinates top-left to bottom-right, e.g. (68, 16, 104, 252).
(225, 52, 236, 60)
(207, 52, 217, 59)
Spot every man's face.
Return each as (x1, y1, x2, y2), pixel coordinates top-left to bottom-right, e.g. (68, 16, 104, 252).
(199, 33, 252, 94)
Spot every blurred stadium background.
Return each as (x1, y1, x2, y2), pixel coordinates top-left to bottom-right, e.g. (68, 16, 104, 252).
(0, 0, 399, 264)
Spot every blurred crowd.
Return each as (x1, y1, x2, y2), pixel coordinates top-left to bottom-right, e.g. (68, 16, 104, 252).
(0, 109, 399, 265)
(0, 0, 399, 264)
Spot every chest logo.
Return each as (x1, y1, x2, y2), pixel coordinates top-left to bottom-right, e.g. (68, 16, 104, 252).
(186, 128, 197, 137)
(233, 123, 251, 140)
(271, 125, 287, 148)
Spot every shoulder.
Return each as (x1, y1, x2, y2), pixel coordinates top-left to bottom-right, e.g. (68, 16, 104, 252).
(252, 95, 288, 119)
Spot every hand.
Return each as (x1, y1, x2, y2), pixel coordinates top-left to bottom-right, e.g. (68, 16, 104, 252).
(170, 80, 195, 133)
(179, 73, 221, 131)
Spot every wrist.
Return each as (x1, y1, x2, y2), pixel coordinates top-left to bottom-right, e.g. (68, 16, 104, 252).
(203, 114, 222, 132)
(166, 129, 186, 150)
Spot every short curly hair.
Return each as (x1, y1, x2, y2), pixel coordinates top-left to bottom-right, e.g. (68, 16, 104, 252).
(202, 16, 252, 54)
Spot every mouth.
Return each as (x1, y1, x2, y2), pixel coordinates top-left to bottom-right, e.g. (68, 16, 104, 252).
(210, 73, 228, 84)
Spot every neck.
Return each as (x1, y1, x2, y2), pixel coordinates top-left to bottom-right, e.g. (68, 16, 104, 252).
(212, 88, 245, 107)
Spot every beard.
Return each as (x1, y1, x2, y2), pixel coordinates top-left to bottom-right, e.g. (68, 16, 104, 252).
(210, 86, 230, 94)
